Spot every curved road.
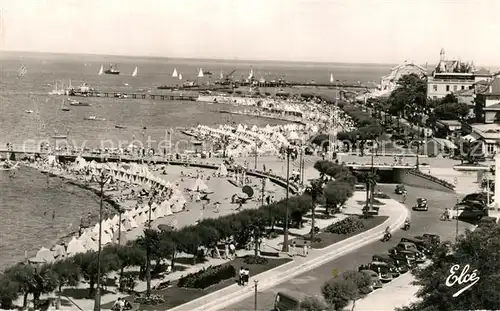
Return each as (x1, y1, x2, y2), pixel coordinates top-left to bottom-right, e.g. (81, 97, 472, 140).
(225, 184, 474, 311)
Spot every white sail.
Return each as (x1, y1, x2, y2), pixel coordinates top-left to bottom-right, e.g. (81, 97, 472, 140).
(98, 65, 104, 76)
(220, 70, 224, 79)
(132, 66, 138, 77)
(330, 73, 334, 83)
(248, 69, 254, 80)
(172, 68, 178, 78)
(179, 73, 183, 80)
(198, 68, 204, 78)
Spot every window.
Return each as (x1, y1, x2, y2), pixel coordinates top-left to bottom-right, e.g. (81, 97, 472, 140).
(461, 85, 465, 90)
(433, 85, 438, 91)
(446, 85, 450, 92)
(453, 85, 458, 91)
(487, 143, 496, 156)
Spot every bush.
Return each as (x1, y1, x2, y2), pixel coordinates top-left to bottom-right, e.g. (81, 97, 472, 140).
(177, 264, 236, 289)
(327, 216, 365, 234)
(243, 255, 268, 265)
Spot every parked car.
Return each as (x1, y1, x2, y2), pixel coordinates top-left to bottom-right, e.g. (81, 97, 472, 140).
(412, 197, 428, 211)
(360, 270, 383, 290)
(395, 242, 426, 263)
(372, 254, 409, 274)
(360, 262, 393, 282)
(389, 249, 416, 266)
(395, 185, 406, 194)
(420, 233, 440, 244)
(451, 202, 488, 220)
(400, 237, 431, 255)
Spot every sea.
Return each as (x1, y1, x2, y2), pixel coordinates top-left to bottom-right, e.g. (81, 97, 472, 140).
(0, 50, 393, 270)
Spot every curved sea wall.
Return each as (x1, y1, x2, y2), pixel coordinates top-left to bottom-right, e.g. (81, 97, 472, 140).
(395, 168, 455, 192)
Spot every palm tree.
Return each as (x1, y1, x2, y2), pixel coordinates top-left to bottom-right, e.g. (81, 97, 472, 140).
(357, 171, 378, 217)
(136, 229, 160, 297)
(306, 179, 324, 242)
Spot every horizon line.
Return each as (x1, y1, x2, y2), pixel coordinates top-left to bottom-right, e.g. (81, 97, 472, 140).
(0, 48, 425, 67)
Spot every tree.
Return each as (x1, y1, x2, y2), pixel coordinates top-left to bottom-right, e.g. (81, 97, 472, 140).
(321, 277, 357, 311)
(340, 270, 373, 310)
(357, 171, 378, 216)
(306, 179, 324, 242)
(177, 227, 202, 265)
(103, 244, 145, 290)
(300, 296, 328, 311)
(0, 276, 18, 309)
(397, 225, 500, 311)
(72, 251, 119, 297)
(136, 228, 161, 297)
(323, 181, 354, 214)
(50, 260, 81, 305)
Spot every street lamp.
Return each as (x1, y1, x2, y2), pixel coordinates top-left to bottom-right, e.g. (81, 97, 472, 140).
(93, 169, 111, 311)
(282, 145, 293, 252)
(254, 280, 259, 311)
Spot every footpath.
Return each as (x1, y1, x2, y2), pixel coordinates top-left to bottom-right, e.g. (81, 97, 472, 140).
(167, 194, 408, 311)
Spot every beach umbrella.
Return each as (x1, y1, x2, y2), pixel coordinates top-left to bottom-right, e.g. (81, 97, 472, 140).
(242, 185, 254, 197)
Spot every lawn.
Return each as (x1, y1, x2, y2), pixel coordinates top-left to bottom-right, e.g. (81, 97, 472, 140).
(290, 215, 389, 249)
(101, 256, 291, 310)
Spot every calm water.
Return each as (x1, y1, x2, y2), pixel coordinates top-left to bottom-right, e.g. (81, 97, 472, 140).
(0, 166, 116, 270)
(0, 51, 391, 270)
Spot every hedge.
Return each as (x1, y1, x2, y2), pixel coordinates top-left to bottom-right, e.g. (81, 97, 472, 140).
(177, 264, 236, 289)
(326, 216, 365, 234)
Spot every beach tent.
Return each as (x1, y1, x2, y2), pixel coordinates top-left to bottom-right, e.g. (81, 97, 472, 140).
(188, 178, 209, 192)
(160, 200, 173, 216)
(81, 234, 98, 252)
(51, 244, 66, 260)
(112, 230, 128, 246)
(216, 163, 228, 176)
(34, 247, 55, 264)
(66, 237, 86, 255)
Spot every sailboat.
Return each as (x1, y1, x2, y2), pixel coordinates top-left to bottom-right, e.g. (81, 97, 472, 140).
(98, 65, 104, 76)
(220, 70, 224, 79)
(61, 98, 70, 111)
(172, 68, 178, 78)
(330, 73, 334, 84)
(248, 69, 254, 80)
(132, 66, 138, 77)
(179, 73, 183, 80)
(197, 68, 204, 78)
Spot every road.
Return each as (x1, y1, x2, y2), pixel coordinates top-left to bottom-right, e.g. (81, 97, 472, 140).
(224, 184, 474, 311)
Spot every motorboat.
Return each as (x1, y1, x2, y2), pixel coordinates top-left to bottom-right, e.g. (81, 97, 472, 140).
(84, 116, 106, 121)
(115, 124, 127, 129)
(52, 135, 67, 139)
(69, 99, 91, 106)
(25, 110, 33, 114)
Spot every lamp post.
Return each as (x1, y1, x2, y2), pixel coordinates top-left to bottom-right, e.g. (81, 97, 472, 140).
(93, 169, 111, 311)
(282, 146, 293, 252)
(145, 187, 157, 297)
(254, 280, 259, 311)
(370, 145, 375, 210)
(261, 177, 266, 207)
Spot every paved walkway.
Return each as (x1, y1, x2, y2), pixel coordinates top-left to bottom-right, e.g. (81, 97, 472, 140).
(169, 192, 407, 311)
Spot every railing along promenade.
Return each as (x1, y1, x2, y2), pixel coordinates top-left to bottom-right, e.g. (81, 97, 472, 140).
(0, 145, 300, 193)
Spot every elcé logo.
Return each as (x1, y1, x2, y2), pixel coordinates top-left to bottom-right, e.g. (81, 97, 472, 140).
(445, 264, 480, 297)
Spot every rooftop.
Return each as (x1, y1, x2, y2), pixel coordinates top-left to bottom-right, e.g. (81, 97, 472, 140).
(438, 120, 461, 126)
(470, 123, 500, 140)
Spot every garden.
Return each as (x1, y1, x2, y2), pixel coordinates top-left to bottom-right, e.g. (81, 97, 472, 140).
(0, 160, 382, 310)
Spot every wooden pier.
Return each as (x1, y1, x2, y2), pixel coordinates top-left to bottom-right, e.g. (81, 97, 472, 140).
(75, 91, 198, 101)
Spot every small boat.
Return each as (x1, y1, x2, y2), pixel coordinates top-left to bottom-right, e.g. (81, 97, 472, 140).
(203, 70, 213, 75)
(132, 66, 138, 77)
(52, 135, 67, 139)
(25, 110, 33, 114)
(84, 116, 106, 121)
(172, 68, 178, 78)
(179, 73, 183, 80)
(98, 65, 104, 76)
(61, 98, 70, 111)
(197, 68, 204, 78)
(330, 73, 334, 83)
(115, 124, 127, 129)
(104, 63, 120, 75)
(69, 99, 91, 106)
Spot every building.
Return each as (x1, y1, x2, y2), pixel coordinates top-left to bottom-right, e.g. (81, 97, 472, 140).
(427, 48, 493, 100)
(380, 61, 427, 92)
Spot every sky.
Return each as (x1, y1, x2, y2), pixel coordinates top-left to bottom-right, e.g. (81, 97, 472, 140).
(0, 0, 499, 66)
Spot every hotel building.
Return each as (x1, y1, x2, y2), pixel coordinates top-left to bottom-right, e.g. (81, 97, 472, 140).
(427, 49, 492, 100)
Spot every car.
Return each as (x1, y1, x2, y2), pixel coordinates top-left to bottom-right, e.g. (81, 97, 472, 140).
(400, 237, 432, 255)
(412, 198, 428, 211)
(389, 249, 417, 266)
(359, 262, 393, 282)
(371, 254, 401, 277)
(417, 233, 441, 245)
(451, 202, 488, 220)
(395, 242, 427, 263)
(395, 185, 406, 194)
(360, 270, 383, 290)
